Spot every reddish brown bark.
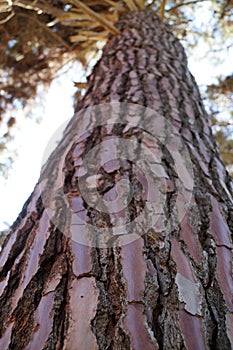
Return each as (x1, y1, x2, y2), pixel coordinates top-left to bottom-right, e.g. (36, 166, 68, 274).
(0, 9, 233, 350)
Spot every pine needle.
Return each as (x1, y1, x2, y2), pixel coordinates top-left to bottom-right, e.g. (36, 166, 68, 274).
(70, 31, 109, 42)
(123, 0, 138, 11)
(135, 0, 145, 10)
(103, 0, 123, 8)
(69, 0, 120, 35)
(160, 0, 166, 20)
(73, 82, 87, 89)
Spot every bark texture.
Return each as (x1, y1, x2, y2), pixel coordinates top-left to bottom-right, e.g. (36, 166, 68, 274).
(0, 9, 233, 350)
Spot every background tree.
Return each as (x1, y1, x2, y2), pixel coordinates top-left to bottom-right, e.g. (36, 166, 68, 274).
(207, 74, 233, 174)
(0, 1, 233, 349)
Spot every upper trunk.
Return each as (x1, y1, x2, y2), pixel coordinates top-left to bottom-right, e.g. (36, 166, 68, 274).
(0, 9, 233, 350)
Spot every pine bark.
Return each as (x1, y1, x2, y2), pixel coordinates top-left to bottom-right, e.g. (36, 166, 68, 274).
(0, 9, 233, 350)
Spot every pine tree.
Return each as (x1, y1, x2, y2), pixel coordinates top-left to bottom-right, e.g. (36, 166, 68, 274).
(0, 5, 233, 350)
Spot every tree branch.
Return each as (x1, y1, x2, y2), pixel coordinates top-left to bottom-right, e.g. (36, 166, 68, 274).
(69, 0, 120, 35)
(0, 10, 15, 24)
(160, 0, 166, 19)
(167, 0, 205, 12)
(13, 0, 64, 16)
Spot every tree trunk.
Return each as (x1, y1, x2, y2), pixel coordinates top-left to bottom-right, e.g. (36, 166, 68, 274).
(0, 9, 233, 350)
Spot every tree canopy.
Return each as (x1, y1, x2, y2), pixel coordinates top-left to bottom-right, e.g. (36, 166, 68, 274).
(0, 0, 232, 175)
